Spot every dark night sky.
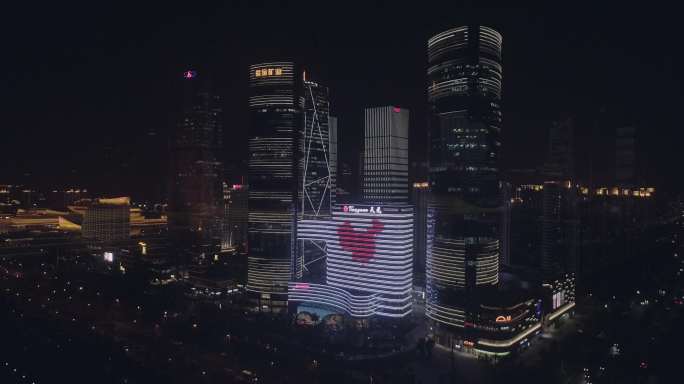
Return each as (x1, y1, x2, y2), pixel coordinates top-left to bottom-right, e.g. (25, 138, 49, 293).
(1, 1, 681, 200)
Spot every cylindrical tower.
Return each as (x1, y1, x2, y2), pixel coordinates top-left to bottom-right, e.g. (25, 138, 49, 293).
(425, 26, 504, 344)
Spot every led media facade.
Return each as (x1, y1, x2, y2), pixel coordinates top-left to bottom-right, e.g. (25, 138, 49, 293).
(289, 204, 413, 318)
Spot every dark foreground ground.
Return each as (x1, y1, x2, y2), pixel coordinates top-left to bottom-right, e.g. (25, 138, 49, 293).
(1, 219, 682, 383)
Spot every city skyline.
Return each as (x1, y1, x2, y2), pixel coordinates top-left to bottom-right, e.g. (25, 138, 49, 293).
(1, 3, 683, 383)
(1, 3, 681, 198)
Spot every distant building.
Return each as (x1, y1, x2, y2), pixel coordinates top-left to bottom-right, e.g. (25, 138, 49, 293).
(362, 106, 409, 204)
(540, 181, 578, 316)
(500, 181, 513, 267)
(82, 197, 131, 243)
(221, 182, 248, 252)
(615, 125, 637, 188)
(541, 117, 575, 181)
(411, 181, 429, 287)
(168, 70, 224, 268)
(510, 184, 544, 268)
(541, 181, 579, 280)
(336, 161, 356, 203)
(44, 188, 88, 210)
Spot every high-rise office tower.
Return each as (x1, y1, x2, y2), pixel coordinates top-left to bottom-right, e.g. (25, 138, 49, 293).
(295, 78, 335, 284)
(426, 26, 503, 341)
(168, 70, 224, 268)
(247, 62, 301, 311)
(362, 106, 409, 204)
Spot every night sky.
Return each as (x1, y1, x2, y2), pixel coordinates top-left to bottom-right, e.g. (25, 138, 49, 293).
(1, 2, 681, 200)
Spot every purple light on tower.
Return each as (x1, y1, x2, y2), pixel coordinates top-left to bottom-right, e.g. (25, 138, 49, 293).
(183, 70, 197, 79)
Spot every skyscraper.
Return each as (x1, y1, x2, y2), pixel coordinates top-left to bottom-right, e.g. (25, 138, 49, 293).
(295, 78, 335, 284)
(247, 62, 301, 311)
(168, 70, 224, 269)
(362, 106, 409, 204)
(426, 26, 503, 344)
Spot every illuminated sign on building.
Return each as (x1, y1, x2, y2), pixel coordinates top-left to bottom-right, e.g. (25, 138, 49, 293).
(255, 68, 283, 77)
(289, 204, 414, 318)
(183, 70, 197, 79)
(495, 315, 512, 323)
(342, 205, 383, 214)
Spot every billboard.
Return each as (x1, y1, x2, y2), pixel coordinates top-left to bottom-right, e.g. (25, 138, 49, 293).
(290, 204, 413, 318)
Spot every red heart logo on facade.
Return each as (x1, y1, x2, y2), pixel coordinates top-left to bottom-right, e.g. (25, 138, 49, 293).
(337, 218, 384, 264)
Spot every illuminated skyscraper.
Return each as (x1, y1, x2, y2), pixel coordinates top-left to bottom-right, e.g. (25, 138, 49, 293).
(426, 26, 503, 344)
(168, 70, 224, 268)
(247, 62, 301, 311)
(362, 106, 409, 204)
(295, 79, 335, 284)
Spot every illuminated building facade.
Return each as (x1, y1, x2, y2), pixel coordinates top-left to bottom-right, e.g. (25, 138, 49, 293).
(412, 181, 429, 287)
(363, 106, 409, 204)
(82, 197, 131, 243)
(288, 204, 413, 318)
(295, 79, 335, 284)
(168, 70, 224, 267)
(426, 26, 504, 350)
(247, 62, 301, 310)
